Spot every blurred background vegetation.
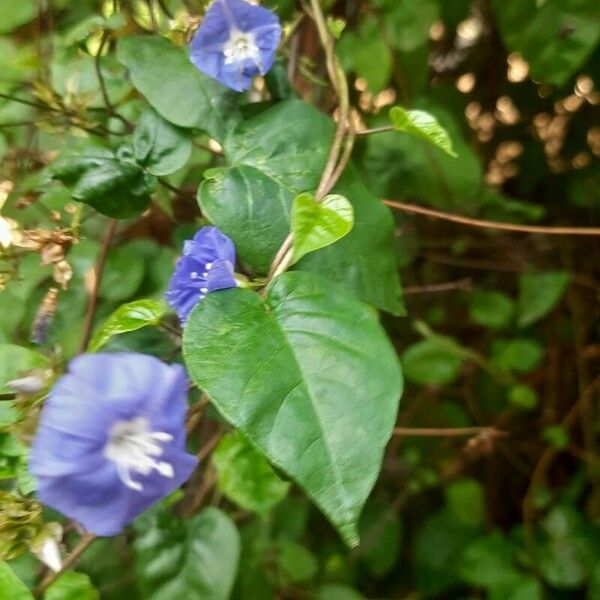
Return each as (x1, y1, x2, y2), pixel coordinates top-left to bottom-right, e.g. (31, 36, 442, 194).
(0, 0, 599, 598)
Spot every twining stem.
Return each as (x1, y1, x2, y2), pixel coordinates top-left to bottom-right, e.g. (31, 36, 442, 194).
(393, 426, 507, 437)
(385, 199, 600, 236)
(77, 219, 118, 354)
(33, 533, 96, 598)
(267, 0, 355, 282)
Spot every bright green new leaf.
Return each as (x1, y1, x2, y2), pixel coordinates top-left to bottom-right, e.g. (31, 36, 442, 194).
(183, 272, 403, 546)
(89, 299, 166, 352)
(291, 193, 354, 263)
(117, 36, 240, 140)
(0, 345, 48, 394)
(133, 108, 192, 177)
(45, 572, 99, 600)
(389, 106, 457, 157)
(50, 146, 156, 219)
(517, 271, 569, 328)
(0, 561, 33, 600)
(212, 431, 290, 514)
(134, 507, 240, 600)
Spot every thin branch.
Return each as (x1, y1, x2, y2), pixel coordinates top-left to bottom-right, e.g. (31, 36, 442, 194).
(33, 533, 96, 598)
(403, 278, 473, 295)
(355, 125, 395, 136)
(77, 219, 118, 354)
(393, 426, 507, 437)
(385, 200, 600, 236)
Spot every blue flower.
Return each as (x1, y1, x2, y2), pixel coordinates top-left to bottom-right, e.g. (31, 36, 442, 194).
(29, 353, 197, 537)
(166, 225, 237, 324)
(189, 0, 282, 92)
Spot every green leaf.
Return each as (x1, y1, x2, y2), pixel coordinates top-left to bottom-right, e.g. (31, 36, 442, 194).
(133, 108, 192, 176)
(199, 100, 403, 315)
(134, 507, 240, 600)
(445, 479, 485, 527)
(50, 146, 156, 219)
(291, 193, 354, 263)
(491, 0, 600, 86)
(458, 532, 516, 587)
(0, 0, 36, 34)
(0, 345, 48, 394)
(117, 36, 240, 140)
(0, 561, 34, 600)
(390, 106, 457, 157)
(508, 384, 538, 411)
(317, 585, 365, 600)
(491, 338, 543, 374)
(375, 0, 439, 51)
(469, 291, 514, 329)
(212, 431, 290, 514)
(88, 299, 166, 352)
(517, 271, 569, 328)
(183, 272, 403, 546)
(401, 339, 464, 386)
(45, 572, 99, 600)
(278, 541, 318, 584)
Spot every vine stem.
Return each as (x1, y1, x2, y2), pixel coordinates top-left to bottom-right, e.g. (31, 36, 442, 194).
(393, 426, 507, 437)
(384, 200, 600, 236)
(77, 219, 118, 354)
(33, 533, 96, 598)
(267, 0, 355, 282)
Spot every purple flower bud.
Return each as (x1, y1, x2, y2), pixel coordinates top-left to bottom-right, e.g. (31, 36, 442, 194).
(166, 226, 237, 324)
(189, 0, 282, 92)
(29, 353, 197, 537)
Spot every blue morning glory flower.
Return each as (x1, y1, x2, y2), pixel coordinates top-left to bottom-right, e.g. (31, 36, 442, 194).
(29, 353, 197, 537)
(189, 0, 282, 92)
(166, 225, 237, 324)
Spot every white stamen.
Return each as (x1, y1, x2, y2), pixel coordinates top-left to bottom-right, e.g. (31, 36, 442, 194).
(202, 272, 208, 277)
(205, 262, 213, 271)
(223, 31, 262, 68)
(104, 417, 174, 492)
(190, 271, 199, 280)
(200, 287, 208, 294)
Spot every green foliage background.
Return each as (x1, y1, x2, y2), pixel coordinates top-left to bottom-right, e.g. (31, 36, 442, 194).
(0, 0, 599, 598)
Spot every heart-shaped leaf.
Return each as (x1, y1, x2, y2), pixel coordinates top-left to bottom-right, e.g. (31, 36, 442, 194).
(291, 193, 354, 263)
(183, 271, 403, 546)
(389, 106, 456, 157)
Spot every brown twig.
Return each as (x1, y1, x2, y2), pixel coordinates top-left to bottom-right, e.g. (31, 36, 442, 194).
(393, 426, 508, 437)
(384, 200, 600, 236)
(403, 278, 473, 295)
(33, 533, 96, 598)
(77, 219, 118, 354)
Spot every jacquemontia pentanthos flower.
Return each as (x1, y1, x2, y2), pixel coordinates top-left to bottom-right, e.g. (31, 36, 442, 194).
(189, 0, 282, 92)
(166, 225, 238, 324)
(29, 353, 197, 536)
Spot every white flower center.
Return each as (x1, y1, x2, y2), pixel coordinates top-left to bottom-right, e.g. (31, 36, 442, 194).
(104, 417, 174, 492)
(223, 31, 261, 67)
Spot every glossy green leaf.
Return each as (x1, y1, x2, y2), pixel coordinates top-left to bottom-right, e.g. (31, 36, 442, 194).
(133, 108, 192, 176)
(401, 339, 464, 386)
(491, 0, 600, 86)
(517, 271, 569, 327)
(291, 193, 354, 263)
(212, 431, 290, 514)
(89, 299, 166, 352)
(117, 36, 240, 140)
(0, 345, 48, 394)
(0, 561, 33, 600)
(45, 572, 99, 600)
(134, 507, 240, 600)
(199, 100, 403, 315)
(50, 146, 156, 219)
(389, 106, 457, 157)
(183, 272, 403, 546)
